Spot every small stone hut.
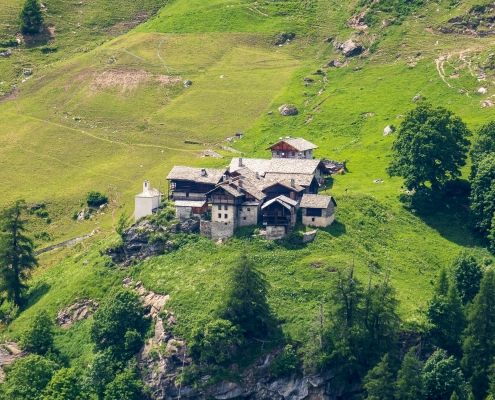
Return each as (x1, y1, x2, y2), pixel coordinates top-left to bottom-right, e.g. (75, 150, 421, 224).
(300, 194, 337, 227)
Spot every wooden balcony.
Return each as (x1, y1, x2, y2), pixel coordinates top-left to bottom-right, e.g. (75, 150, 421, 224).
(262, 215, 292, 226)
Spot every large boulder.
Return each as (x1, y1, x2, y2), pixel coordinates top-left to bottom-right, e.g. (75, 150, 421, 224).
(341, 40, 364, 57)
(278, 104, 298, 116)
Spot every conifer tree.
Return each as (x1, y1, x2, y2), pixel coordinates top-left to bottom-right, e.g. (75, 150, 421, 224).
(396, 349, 424, 400)
(19, 0, 43, 35)
(451, 392, 459, 400)
(462, 269, 495, 399)
(217, 254, 272, 336)
(363, 353, 397, 400)
(426, 269, 466, 358)
(0, 200, 38, 307)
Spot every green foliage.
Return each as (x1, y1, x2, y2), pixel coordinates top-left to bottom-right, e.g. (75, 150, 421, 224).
(86, 350, 120, 399)
(19, 309, 54, 355)
(190, 318, 244, 364)
(462, 269, 495, 399)
(469, 153, 495, 236)
(116, 211, 131, 238)
(18, 0, 43, 34)
(0, 199, 38, 307)
(422, 349, 469, 400)
(42, 367, 83, 400)
(86, 191, 108, 208)
(451, 252, 483, 305)
(269, 345, 298, 378)
(217, 255, 273, 337)
(90, 288, 146, 357)
(397, 349, 424, 400)
(124, 329, 143, 354)
(103, 368, 143, 400)
(470, 121, 495, 179)
(3, 354, 58, 400)
(426, 270, 466, 358)
(387, 103, 471, 191)
(451, 392, 459, 400)
(363, 353, 397, 400)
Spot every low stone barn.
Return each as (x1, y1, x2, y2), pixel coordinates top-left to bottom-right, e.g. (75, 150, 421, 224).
(174, 200, 208, 220)
(300, 194, 337, 227)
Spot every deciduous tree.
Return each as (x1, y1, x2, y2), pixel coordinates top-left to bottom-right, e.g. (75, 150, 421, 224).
(470, 121, 495, 179)
(451, 252, 483, 305)
(469, 153, 495, 237)
(0, 200, 38, 307)
(103, 369, 142, 400)
(19, 309, 54, 355)
(42, 367, 83, 400)
(387, 103, 471, 191)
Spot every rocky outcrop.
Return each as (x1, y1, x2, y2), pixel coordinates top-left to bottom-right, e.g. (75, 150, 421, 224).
(340, 40, 363, 57)
(0, 342, 27, 382)
(278, 104, 298, 116)
(56, 299, 99, 328)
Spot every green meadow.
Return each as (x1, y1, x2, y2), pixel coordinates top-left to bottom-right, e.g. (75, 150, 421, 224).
(0, 0, 494, 368)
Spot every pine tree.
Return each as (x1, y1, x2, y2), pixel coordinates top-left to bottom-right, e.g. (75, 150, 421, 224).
(450, 392, 459, 400)
(462, 269, 495, 399)
(217, 255, 272, 336)
(363, 353, 397, 400)
(19, 309, 54, 355)
(0, 200, 38, 307)
(19, 0, 44, 35)
(396, 349, 424, 400)
(426, 270, 466, 358)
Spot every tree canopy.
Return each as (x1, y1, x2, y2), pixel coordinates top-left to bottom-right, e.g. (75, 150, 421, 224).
(451, 252, 483, 305)
(387, 103, 471, 191)
(397, 349, 424, 400)
(19, 0, 43, 34)
(19, 309, 54, 355)
(470, 121, 495, 179)
(0, 199, 38, 307)
(469, 153, 495, 236)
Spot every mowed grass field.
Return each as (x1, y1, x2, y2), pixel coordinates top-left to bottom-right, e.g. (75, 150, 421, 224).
(0, 0, 494, 351)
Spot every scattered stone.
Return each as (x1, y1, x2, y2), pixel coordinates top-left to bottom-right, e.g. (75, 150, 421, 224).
(56, 299, 99, 329)
(416, 52, 422, 57)
(408, 62, 417, 67)
(303, 77, 314, 82)
(373, 179, 384, 183)
(278, 104, 298, 116)
(267, 111, 273, 115)
(449, 72, 459, 79)
(183, 79, 192, 87)
(324, 37, 333, 42)
(220, 75, 227, 78)
(204, 150, 223, 158)
(222, 146, 242, 154)
(82, 260, 89, 265)
(362, 112, 374, 117)
(458, 89, 465, 94)
(482, 99, 495, 107)
(226, 137, 233, 142)
(353, 66, 362, 71)
(312, 70, 323, 75)
(478, 86, 488, 93)
(328, 59, 343, 68)
(341, 40, 363, 57)
(383, 125, 394, 136)
(0, 49, 12, 57)
(490, 53, 494, 59)
(0, 342, 27, 382)
(23, 69, 32, 76)
(413, 93, 421, 102)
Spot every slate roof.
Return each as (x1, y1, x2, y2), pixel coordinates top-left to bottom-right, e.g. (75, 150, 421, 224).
(166, 166, 226, 184)
(261, 195, 298, 210)
(263, 173, 314, 189)
(230, 158, 323, 176)
(300, 194, 337, 209)
(267, 137, 318, 152)
(174, 200, 206, 207)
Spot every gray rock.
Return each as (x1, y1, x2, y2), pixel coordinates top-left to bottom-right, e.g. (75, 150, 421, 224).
(324, 37, 333, 42)
(328, 59, 343, 68)
(413, 93, 421, 102)
(183, 79, 192, 86)
(303, 77, 314, 82)
(278, 104, 298, 116)
(0, 49, 12, 57)
(383, 125, 393, 135)
(268, 111, 273, 115)
(341, 40, 363, 57)
(23, 69, 33, 76)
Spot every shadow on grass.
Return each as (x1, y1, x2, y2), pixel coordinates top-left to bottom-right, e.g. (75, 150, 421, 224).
(23, 281, 51, 310)
(323, 219, 347, 238)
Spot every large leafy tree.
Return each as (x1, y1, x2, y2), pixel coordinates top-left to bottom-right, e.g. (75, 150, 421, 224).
(42, 367, 84, 400)
(397, 349, 424, 400)
(470, 121, 495, 179)
(3, 354, 58, 400)
(0, 200, 38, 307)
(387, 103, 471, 191)
(422, 349, 469, 400)
(19, 0, 43, 34)
(469, 153, 495, 237)
(217, 255, 272, 337)
(19, 309, 54, 355)
(103, 369, 143, 400)
(451, 252, 483, 305)
(426, 269, 466, 358)
(90, 288, 146, 357)
(462, 269, 495, 399)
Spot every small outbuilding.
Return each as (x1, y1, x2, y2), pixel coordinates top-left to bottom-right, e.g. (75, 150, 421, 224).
(135, 181, 162, 221)
(174, 200, 208, 220)
(300, 194, 336, 227)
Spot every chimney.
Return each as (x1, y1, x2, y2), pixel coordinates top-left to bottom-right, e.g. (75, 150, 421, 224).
(255, 172, 260, 180)
(143, 180, 150, 192)
(201, 168, 207, 176)
(238, 179, 243, 187)
(238, 157, 243, 167)
(291, 178, 295, 188)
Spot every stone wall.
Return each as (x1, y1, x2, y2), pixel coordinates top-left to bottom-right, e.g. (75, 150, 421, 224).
(200, 220, 211, 238)
(239, 204, 259, 227)
(302, 230, 317, 243)
(266, 226, 286, 240)
(302, 214, 334, 227)
(211, 221, 235, 240)
(175, 206, 192, 221)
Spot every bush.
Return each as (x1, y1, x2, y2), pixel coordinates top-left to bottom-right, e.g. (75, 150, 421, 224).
(269, 345, 298, 377)
(42, 367, 84, 399)
(104, 369, 143, 400)
(86, 191, 108, 207)
(19, 310, 54, 355)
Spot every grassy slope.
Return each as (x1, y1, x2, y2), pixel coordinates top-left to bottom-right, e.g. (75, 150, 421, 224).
(1, 0, 495, 368)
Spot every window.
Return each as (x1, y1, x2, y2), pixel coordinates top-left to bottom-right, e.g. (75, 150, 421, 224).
(243, 217, 246, 220)
(224, 205, 228, 210)
(218, 205, 221, 210)
(186, 192, 189, 197)
(224, 214, 228, 219)
(218, 213, 221, 218)
(312, 217, 315, 222)
(306, 208, 322, 217)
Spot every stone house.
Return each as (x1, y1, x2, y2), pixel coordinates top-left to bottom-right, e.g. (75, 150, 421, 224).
(300, 194, 337, 227)
(166, 166, 226, 202)
(267, 137, 318, 159)
(135, 181, 162, 221)
(261, 195, 299, 239)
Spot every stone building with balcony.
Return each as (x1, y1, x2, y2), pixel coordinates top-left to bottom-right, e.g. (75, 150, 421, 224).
(267, 137, 318, 159)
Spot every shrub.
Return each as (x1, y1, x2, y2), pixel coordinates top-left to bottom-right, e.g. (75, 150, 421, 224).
(19, 310, 54, 355)
(269, 345, 298, 377)
(86, 191, 108, 207)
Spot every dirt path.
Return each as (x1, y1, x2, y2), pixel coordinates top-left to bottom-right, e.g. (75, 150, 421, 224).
(35, 233, 94, 256)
